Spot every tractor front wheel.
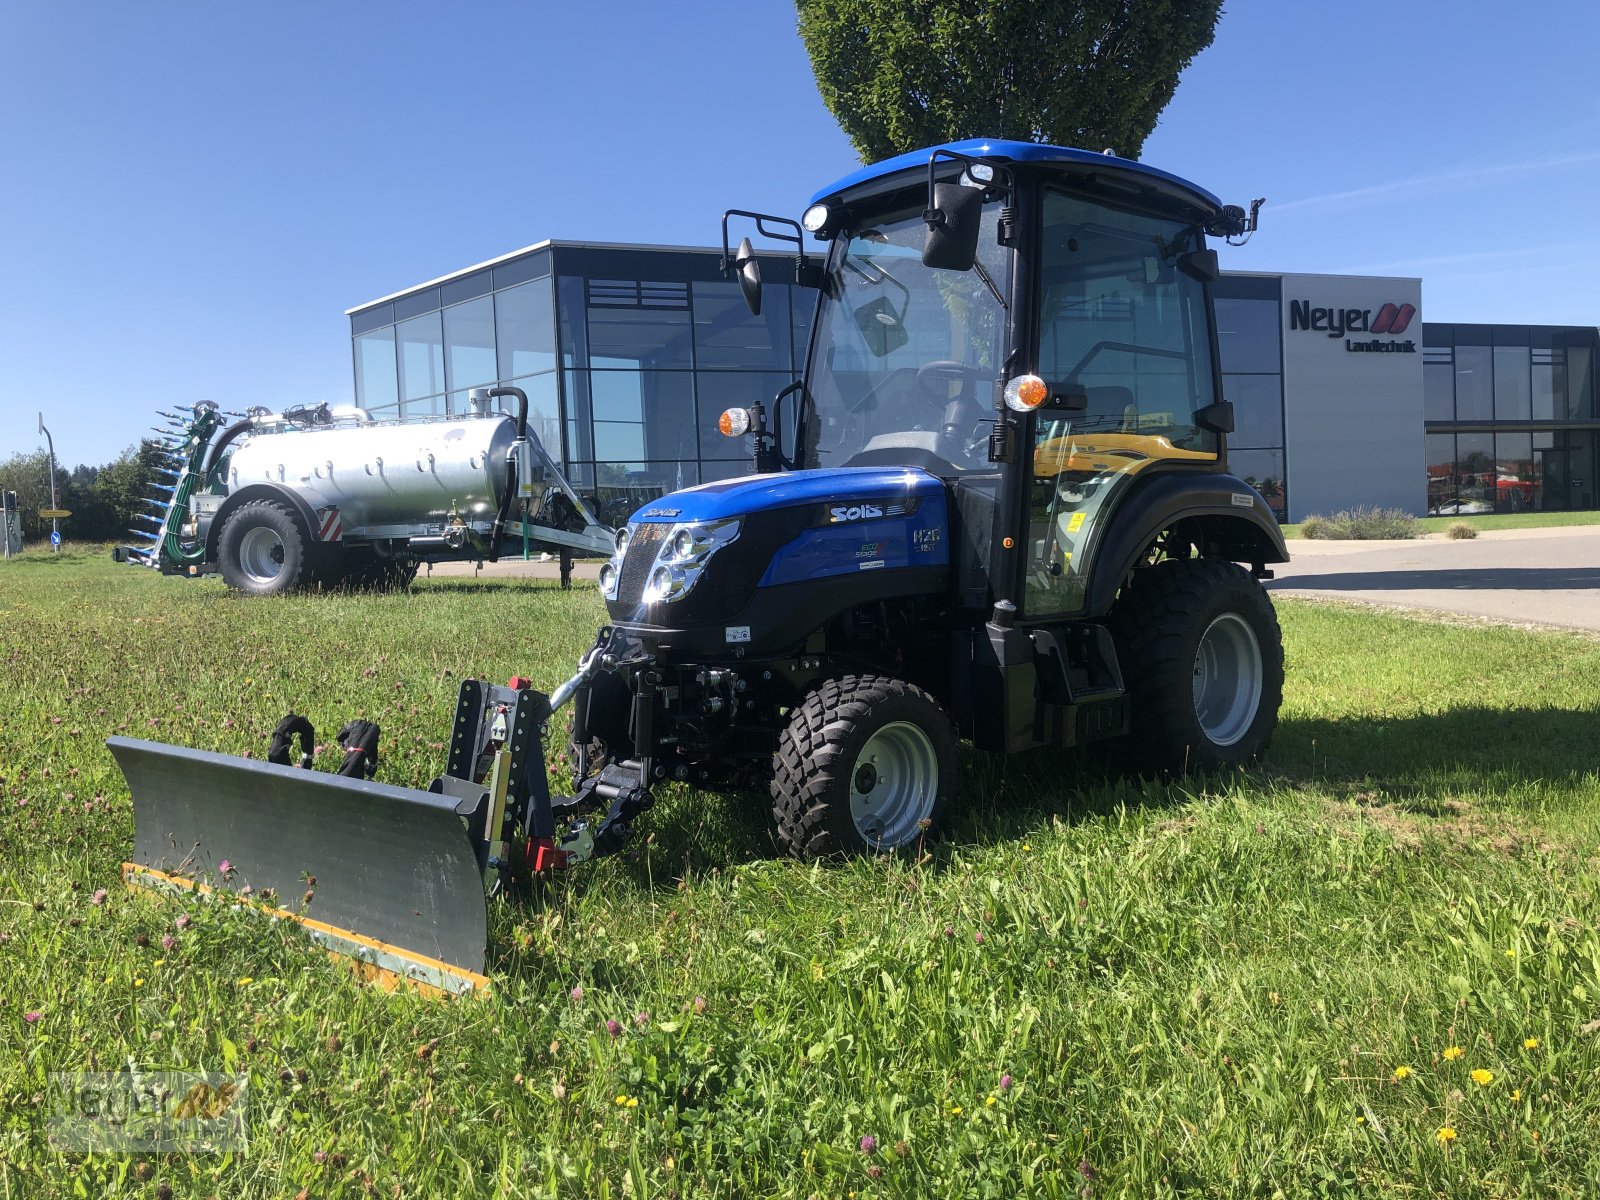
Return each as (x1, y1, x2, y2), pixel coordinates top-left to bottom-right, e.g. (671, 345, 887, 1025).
(1109, 557, 1284, 776)
(772, 675, 956, 858)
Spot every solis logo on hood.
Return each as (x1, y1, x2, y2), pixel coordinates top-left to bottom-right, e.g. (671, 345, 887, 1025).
(1289, 299, 1418, 354)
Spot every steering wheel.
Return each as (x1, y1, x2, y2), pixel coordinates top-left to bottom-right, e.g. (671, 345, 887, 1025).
(917, 361, 992, 461)
(916, 360, 986, 400)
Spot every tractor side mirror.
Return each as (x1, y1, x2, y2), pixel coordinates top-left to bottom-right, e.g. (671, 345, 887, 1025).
(1195, 401, 1234, 433)
(1180, 249, 1220, 283)
(733, 237, 762, 315)
(922, 182, 983, 272)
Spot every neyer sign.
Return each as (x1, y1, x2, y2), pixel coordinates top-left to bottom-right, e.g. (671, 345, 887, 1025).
(1288, 299, 1417, 354)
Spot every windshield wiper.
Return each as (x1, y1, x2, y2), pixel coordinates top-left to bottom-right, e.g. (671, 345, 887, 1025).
(972, 258, 1007, 312)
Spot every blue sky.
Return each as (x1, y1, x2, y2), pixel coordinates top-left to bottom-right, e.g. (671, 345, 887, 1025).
(4, 0, 1598, 467)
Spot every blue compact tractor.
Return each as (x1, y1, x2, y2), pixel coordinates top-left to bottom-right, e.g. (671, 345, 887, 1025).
(114, 141, 1285, 990)
(570, 140, 1283, 858)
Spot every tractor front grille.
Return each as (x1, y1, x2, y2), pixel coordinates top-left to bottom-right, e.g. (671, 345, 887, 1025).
(615, 523, 666, 609)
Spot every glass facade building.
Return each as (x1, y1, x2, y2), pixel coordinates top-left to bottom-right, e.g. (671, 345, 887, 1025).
(348, 241, 809, 514)
(349, 244, 1600, 521)
(1422, 324, 1598, 514)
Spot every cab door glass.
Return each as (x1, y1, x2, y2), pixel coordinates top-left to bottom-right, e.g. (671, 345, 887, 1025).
(1024, 189, 1219, 618)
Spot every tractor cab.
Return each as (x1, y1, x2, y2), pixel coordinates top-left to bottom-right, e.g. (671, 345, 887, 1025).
(715, 140, 1278, 626)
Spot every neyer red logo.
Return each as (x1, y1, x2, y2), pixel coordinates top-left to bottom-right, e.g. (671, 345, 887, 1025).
(1371, 302, 1416, 335)
(1289, 299, 1419, 340)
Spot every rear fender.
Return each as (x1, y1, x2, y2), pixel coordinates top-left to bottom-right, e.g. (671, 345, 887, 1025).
(206, 484, 323, 563)
(1084, 472, 1287, 617)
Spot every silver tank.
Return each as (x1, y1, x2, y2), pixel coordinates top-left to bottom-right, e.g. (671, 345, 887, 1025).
(226, 414, 518, 533)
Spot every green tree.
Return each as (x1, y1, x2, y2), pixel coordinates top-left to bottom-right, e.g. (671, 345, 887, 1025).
(0, 450, 59, 543)
(795, 0, 1222, 163)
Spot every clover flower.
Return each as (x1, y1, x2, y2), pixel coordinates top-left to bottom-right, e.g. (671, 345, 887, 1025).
(859, 1135, 877, 1154)
(91, 888, 108, 907)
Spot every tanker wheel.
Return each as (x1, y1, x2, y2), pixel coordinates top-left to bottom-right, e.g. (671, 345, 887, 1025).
(217, 500, 316, 595)
(772, 675, 956, 858)
(1108, 557, 1284, 777)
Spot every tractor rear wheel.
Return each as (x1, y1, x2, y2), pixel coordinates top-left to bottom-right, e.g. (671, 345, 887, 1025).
(217, 500, 316, 595)
(1109, 557, 1283, 776)
(772, 675, 956, 858)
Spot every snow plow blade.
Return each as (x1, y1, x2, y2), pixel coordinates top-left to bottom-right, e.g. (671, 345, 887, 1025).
(110, 736, 491, 995)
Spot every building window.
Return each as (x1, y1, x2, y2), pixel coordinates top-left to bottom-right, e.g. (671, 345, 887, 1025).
(1423, 345, 1454, 422)
(397, 311, 445, 413)
(1453, 343, 1493, 422)
(443, 296, 497, 400)
(1493, 343, 1531, 422)
(496, 278, 557, 379)
(354, 326, 397, 412)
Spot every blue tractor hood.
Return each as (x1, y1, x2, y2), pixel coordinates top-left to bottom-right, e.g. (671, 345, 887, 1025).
(629, 466, 946, 524)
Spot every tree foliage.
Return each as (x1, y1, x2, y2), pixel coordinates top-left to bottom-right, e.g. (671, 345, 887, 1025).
(795, 0, 1222, 163)
(0, 441, 166, 545)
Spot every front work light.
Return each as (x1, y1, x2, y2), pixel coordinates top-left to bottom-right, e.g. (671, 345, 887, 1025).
(802, 203, 832, 233)
(1003, 374, 1049, 412)
(719, 408, 752, 437)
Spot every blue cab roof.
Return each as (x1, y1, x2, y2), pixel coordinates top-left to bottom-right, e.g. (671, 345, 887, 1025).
(809, 138, 1223, 214)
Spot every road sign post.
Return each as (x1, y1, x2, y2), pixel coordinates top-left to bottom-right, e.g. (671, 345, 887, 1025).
(38, 413, 59, 554)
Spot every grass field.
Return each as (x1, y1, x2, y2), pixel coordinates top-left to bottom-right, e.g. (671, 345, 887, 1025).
(1280, 510, 1600, 539)
(4, 547, 1600, 1197)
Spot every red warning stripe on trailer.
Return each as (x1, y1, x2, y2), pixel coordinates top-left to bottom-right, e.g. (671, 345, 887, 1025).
(316, 507, 342, 542)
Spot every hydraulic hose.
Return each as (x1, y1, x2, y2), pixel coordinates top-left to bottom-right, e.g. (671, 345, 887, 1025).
(202, 418, 255, 479)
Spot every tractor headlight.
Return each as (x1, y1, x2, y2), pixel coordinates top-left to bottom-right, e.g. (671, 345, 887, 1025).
(645, 517, 741, 604)
(598, 561, 619, 600)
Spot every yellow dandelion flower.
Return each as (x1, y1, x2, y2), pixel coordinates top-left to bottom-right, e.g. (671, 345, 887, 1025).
(1393, 1065, 1411, 1080)
(948, 1106, 963, 1116)
(237, 977, 253, 986)
(626, 1097, 638, 1109)
(1524, 1037, 1540, 1050)
(614, 1094, 630, 1106)
(1442, 1046, 1464, 1061)
(133, 978, 144, 987)
(1021, 844, 1031, 851)
(985, 1095, 997, 1107)
(1511, 1089, 1522, 1101)
(1471, 1068, 1494, 1086)
(152, 959, 165, 968)
(1436, 1125, 1457, 1145)
(1505, 949, 1516, 958)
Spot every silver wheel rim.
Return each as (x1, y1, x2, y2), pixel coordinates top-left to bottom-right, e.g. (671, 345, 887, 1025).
(237, 526, 286, 586)
(849, 720, 939, 848)
(1192, 612, 1263, 747)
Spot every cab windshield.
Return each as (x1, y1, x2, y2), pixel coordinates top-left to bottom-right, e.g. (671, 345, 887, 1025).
(802, 198, 1011, 475)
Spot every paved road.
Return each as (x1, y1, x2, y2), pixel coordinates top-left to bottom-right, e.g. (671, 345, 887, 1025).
(427, 528, 1600, 633)
(1266, 526, 1600, 632)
